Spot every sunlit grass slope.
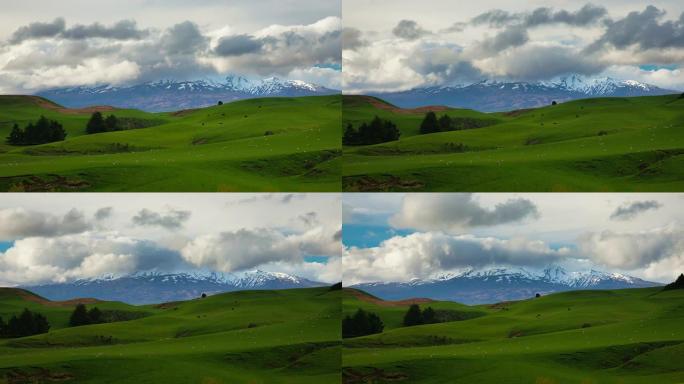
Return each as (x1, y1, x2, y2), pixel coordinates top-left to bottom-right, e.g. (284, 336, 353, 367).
(0, 286, 341, 383)
(342, 94, 684, 191)
(0, 95, 341, 191)
(342, 287, 684, 383)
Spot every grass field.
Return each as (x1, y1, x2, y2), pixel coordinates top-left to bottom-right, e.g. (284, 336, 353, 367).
(0, 95, 341, 191)
(342, 287, 684, 383)
(342, 94, 684, 191)
(0, 286, 340, 383)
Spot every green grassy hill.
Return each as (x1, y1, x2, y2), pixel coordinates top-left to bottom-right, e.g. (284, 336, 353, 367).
(342, 287, 684, 383)
(0, 286, 341, 383)
(0, 95, 341, 191)
(342, 94, 684, 191)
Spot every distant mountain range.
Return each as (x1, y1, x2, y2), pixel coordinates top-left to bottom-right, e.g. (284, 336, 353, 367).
(24, 270, 326, 305)
(367, 75, 678, 112)
(351, 266, 660, 304)
(37, 76, 339, 112)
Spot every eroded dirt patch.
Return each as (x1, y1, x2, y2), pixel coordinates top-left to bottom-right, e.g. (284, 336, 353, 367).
(30, 96, 115, 115)
(343, 175, 425, 192)
(5, 368, 74, 383)
(3, 174, 91, 192)
(344, 95, 449, 115)
(0, 288, 100, 308)
(343, 367, 409, 383)
(344, 288, 433, 307)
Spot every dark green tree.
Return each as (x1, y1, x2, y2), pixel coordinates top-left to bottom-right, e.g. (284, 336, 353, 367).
(104, 115, 119, 132)
(88, 307, 103, 324)
(438, 114, 452, 131)
(0, 309, 49, 338)
(403, 304, 423, 326)
(422, 307, 437, 324)
(420, 111, 439, 134)
(32, 313, 50, 334)
(663, 273, 684, 291)
(70, 303, 91, 327)
(342, 309, 384, 338)
(86, 112, 106, 134)
(343, 124, 358, 145)
(6, 123, 23, 144)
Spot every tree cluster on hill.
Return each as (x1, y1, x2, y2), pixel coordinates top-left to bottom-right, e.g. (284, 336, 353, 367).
(419, 111, 496, 134)
(663, 273, 684, 291)
(403, 304, 438, 326)
(69, 303, 103, 327)
(343, 116, 401, 145)
(0, 308, 50, 338)
(6, 116, 67, 145)
(342, 309, 384, 338)
(86, 112, 121, 134)
(85, 112, 163, 134)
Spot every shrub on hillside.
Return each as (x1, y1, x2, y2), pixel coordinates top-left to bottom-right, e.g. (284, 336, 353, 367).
(6, 117, 66, 145)
(342, 309, 384, 338)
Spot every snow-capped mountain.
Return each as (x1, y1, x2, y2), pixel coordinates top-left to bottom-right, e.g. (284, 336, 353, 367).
(24, 270, 326, 305)
(367, 75, 677, 112)
(351, 266, 659, 305)
(37, 76, 339, 112)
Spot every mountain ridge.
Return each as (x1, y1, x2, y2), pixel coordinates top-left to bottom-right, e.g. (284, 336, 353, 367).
(351, 266, 660, 304)
(23, 270, 327, 305)
(365, 75, 678, 112)
(37, 76, 340, 112)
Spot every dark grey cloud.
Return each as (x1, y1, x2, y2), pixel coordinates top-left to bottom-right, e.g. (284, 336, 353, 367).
(496, 45, 606, 81)
(525, 4, 608, 27)
(471, 3, 607, 28)
(132, 208, 191, 230)
(586, 6, 684, 52)
(161, 21, 208, 55)
(60, 20, 149, 40)
(610, 200, 662, 221)
(94, 207, 113, 221)
(333, 229, 342, 242)
(9, 18, 66, 44)
(299, 212, 319, 226)
(390, 194, 539, 231)
(407, 53, 483, 85)
(472, 9, 518, 27)
(214, 34, 263, 56)
(342, 27, 366, 50)
(9, 18, 148, 44)
(479, 25, 529, 53)
(579, 227, 683, 269)
(181, 228, 302, 272)
(0, 208, 90, 240)
(392, 20, 429, 40)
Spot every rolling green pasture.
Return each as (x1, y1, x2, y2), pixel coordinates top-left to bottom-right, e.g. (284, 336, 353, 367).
(342, 94, 684, 191)
(0, 287, 341, 383)
(342, 287, 684, 383)
(0, 95, 341, 191)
